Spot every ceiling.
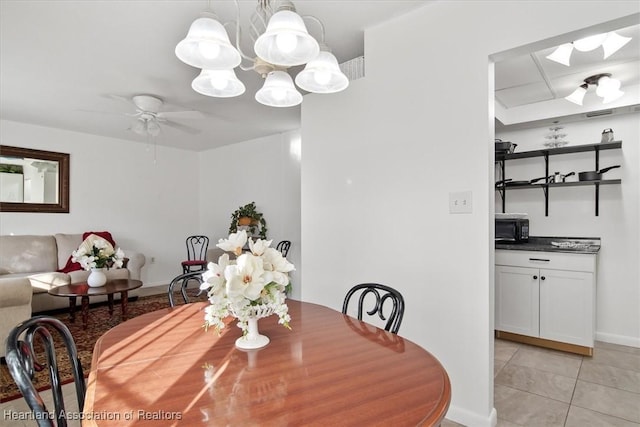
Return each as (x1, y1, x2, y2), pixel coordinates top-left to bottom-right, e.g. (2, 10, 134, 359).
(0, 0, 428, 152)
(1, 2, 638, 151)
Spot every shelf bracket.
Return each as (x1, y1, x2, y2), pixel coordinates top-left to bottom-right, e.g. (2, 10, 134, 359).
(542, 185, 549, 217)
(500, 160, 506, 213)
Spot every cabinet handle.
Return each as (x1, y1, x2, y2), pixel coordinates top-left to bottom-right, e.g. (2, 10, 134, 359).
(533, 275, 538, 280)
(529, 258, 550, 262)
(541, 276, 546, 280)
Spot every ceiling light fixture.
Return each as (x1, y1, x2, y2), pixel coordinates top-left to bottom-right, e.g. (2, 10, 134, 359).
(175, 0, 349, 107)
(564, 73, 624, 106)
(132, 116, 161, 137)
(546, 31, 632, 66)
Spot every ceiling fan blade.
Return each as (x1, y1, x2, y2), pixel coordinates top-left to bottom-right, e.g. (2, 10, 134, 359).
(162, 119, 201, 135)
(103, 94, 134, 105)
(76, 109, 127, 116)
(157, 110, 205, 120)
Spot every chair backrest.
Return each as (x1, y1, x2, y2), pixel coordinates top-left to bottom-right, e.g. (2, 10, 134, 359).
(185, 235, 209, 261)
(168, 271, 205, 307)
(5, 316, 86, 427)
(341, 283, 405, 334)
(275, 240, 291, 257)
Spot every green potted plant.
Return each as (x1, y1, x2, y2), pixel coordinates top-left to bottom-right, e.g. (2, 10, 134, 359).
(229, 202, 268, 239)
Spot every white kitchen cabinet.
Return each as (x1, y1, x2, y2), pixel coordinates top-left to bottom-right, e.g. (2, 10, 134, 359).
(495, 250, 597, 355)
(495, 265, 539, 336)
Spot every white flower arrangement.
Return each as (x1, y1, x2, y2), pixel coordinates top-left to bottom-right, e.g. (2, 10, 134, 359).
(72, 238, 125, 270)
(200, 230, 294, 335)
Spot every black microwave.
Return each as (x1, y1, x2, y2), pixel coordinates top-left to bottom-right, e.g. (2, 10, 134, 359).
(496, 218, 529, 242)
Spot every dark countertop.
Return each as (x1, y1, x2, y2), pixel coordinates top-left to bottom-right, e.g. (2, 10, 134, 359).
(496, 236, 601, 254)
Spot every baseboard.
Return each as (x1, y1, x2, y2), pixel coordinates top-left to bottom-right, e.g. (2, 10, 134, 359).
(444, 405, 497, 427)
(595, 331, 640, 349)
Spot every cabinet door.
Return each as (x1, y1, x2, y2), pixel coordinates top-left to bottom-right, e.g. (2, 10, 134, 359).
(496, 265, 539, 336)
(539, 269, 594, 347)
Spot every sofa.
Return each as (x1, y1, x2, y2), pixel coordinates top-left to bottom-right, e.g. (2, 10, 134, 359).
(0, 233, 145, 357)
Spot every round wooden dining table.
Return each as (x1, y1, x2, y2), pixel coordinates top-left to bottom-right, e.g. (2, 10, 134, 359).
(83, 300, 451, 426)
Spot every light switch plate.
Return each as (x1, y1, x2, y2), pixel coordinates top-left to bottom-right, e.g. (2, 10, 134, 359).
(449, 191, 473, 214)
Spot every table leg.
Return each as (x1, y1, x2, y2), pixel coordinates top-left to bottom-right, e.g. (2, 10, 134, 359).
(68, 297, 76, 323)
(108, 294, 114, 316)
(121, 291, 129, 320)
(81, 296, 89, 330)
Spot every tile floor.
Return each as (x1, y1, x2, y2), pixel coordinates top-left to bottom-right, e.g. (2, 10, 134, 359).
(493, 338, 640, 426)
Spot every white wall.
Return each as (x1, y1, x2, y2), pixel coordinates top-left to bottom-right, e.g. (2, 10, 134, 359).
(300, 2, 639, 426)
(0, 119, 199, 287)
(496, 113, 640, 346)
(198, 131, 302, 299)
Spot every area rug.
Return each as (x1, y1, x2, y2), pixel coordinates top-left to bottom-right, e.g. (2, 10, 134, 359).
(1, 289, 208, 403)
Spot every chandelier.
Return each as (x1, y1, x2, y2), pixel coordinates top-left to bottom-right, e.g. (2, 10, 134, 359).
(546, 31, 632, 66)
(565, 73, 624, 106)
(175, 0, 349, 107)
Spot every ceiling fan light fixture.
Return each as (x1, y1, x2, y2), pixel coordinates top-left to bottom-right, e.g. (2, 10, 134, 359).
(175, 14, 241, 69)
(146, 119, 161, 137)
(294, 48, 349, 93)
(255, 70, 302, 107)
(546, 43, 573, 66)
(254, 6, 319, 67)
(564, 83, 588, 105)
(602, 31, 632, 59)
(573, 33, 608, 52)
(132, 118, 147, 136)
(192, 69, 246, 98)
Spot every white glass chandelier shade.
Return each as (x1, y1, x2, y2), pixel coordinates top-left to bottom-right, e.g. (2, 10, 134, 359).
(546, 43, 574, 66)
(175, 15, 241, 69)
(546, 31, 632, 66)
(573, 33, 608, 52)
(254, 10, 320, 67)
(564, 84, 588, 105)
(255, 71, 302, 107)
(294, 50, 349, 93)
(192, 69, 246, 98)
(602, 32, 632, 59)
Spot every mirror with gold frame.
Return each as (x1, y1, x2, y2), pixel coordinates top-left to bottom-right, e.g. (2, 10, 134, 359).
(0, 145, 70, 213)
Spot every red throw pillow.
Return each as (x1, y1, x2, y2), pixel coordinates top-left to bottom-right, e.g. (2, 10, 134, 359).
(57, 231, 116, 273)
(82, 231, 116, 247)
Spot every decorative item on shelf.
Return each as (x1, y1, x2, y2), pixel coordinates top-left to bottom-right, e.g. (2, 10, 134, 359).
(87, 268, 108, 288)
(200, 230, 294, 350)
(229, 201, 268, 239)
(71, 238, 125, 287)
(544, 126, 569, 148)
(601, 128, 614, 143)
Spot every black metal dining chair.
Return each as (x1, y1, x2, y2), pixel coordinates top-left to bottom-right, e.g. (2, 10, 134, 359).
(5, 316, 86, 427)
(275, 240, 291, 257)
(342, 283, 405, 334)
(181, 235, 209, 274)
(168, 271, 205, 307)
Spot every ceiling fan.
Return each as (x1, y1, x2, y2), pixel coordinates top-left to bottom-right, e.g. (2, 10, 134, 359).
(106, 94, 204, 137)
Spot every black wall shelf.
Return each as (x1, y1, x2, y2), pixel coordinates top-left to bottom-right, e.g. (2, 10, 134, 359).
(496, 141, 622, 216)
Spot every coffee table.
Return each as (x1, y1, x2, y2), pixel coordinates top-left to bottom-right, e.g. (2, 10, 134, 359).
(47, 279, 143, 329)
